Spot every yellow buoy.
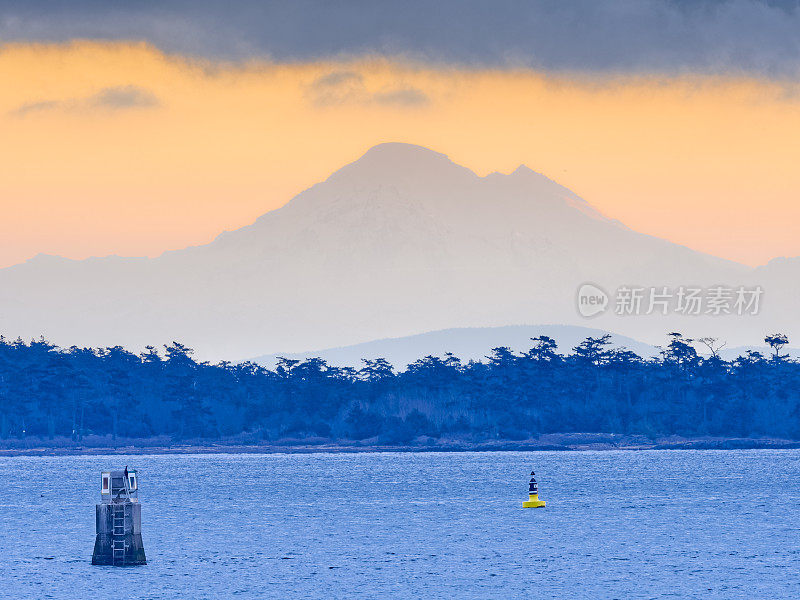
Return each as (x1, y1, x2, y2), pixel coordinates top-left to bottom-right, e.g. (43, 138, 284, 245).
(524, 470, 546, 507)
(523, 493, 546, 508)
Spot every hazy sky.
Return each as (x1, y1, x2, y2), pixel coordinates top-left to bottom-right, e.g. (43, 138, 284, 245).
(2, 1, 800, 268)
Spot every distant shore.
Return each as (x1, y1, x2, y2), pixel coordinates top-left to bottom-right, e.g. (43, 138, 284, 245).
(2, 433, 799, 457)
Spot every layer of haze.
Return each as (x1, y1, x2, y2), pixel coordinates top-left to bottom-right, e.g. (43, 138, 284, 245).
(2, 42, 800, 268)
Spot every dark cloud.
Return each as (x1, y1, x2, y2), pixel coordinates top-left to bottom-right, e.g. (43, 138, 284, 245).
(10, 100, 61, 117)
(313, 71, 363, 88)
(307, 71, 366, 106)
(306, 71, 430, 108)
(89, 85, 160, 109)
(9, 85, 160, 116)
(2, 1, 800, 77)
(372, 88, 430, 107)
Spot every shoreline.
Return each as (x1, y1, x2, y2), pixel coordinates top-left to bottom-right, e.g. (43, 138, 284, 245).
(2, 434, 799, 457)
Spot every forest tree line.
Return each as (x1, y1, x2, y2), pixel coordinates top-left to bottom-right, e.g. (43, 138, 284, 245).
(0, 333, 798, 443)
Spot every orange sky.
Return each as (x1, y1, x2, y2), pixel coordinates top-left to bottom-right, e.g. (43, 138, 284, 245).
(2, 41, 800, 268)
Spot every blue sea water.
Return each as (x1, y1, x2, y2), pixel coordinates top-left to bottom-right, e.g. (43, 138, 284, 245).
(1, 450, 799, 599)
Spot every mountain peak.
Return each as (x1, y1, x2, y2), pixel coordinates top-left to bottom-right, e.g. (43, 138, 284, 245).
(327, 142, 475, 185)
(510, 164, 536, 176)
(361, 142, 448, 161)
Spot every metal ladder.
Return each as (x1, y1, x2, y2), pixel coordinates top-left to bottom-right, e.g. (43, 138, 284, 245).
(111, 504, 127, 566)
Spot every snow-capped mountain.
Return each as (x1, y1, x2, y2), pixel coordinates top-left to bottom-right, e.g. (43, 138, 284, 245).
(0, 143, 793, 361)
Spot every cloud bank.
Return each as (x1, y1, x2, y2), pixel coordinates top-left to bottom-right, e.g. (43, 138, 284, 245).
(2, 1, 800, 77)
(10, 85, 160, 117)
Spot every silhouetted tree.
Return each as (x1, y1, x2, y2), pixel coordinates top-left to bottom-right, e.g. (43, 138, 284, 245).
(765, 333, 790, 361)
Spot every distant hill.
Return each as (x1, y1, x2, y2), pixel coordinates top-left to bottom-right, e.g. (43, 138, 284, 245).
(252, 325, 800, 369)
(720, 345, 800, 362)
(0, 142, 796, 361)
(252, 324, 661, 369)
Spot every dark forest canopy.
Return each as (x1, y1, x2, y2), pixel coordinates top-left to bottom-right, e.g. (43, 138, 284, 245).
(0, 333, 798, 444)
